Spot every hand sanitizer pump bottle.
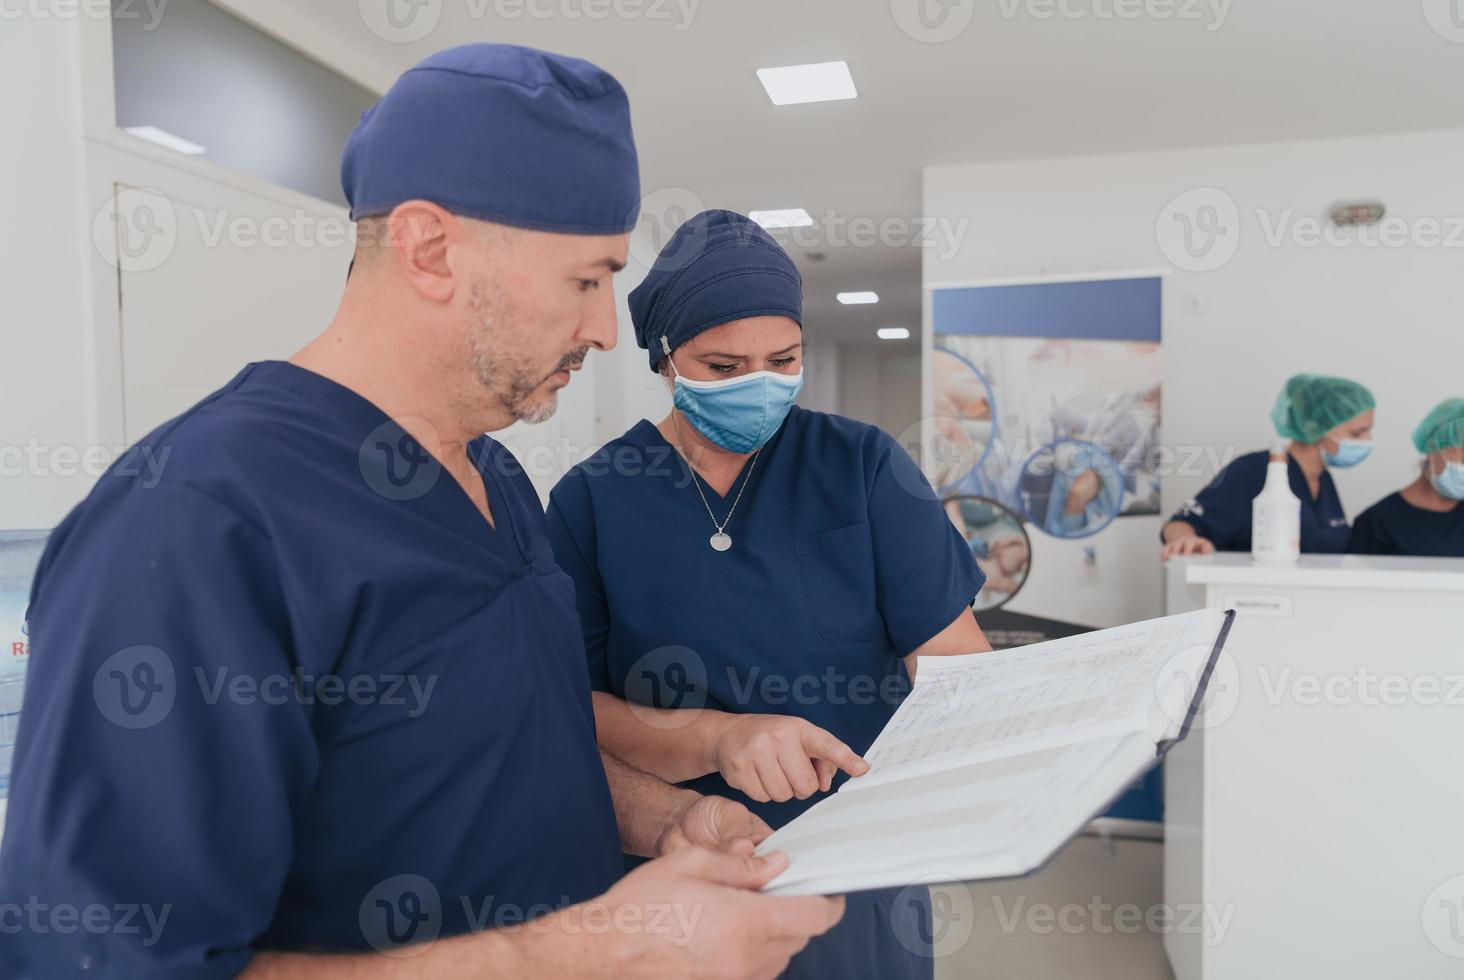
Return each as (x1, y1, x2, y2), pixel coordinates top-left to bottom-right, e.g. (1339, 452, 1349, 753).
(1252, 445, 1301, 563)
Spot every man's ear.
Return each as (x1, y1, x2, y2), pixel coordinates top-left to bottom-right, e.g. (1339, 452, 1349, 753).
(385, 201, 458, 304)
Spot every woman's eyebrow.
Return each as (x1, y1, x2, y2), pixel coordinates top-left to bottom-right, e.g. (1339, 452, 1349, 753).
(698, 343, 802, 359)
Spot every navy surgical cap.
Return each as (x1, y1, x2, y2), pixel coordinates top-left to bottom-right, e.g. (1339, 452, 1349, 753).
(629, 210, 803, 372)
(342, 43, 639, 234)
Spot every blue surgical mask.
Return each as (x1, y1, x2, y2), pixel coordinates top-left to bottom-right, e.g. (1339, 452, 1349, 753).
(1428, 461, 1464, 501)
(1322, 438, 1371, 468)
(663, 337, 802, 454)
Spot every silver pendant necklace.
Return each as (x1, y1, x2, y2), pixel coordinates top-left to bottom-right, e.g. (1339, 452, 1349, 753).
(670, 412, 758, 552)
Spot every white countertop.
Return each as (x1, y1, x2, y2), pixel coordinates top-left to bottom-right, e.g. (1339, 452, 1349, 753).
(1175, 552, 1464, 591)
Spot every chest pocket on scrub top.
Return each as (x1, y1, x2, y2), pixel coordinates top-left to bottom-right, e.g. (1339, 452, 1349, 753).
(794, 523, 887, 643)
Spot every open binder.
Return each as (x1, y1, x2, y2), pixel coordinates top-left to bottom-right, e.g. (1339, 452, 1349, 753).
(758, 608, 1236, 896)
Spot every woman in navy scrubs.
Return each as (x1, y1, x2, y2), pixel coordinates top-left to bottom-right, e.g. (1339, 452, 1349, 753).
(1160, 373, 1375, 558)
(547, 210, 990, 979)
(1350, 398, 1464, 556)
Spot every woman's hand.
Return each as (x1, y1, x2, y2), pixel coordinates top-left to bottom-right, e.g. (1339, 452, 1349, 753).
(1161, 534, 1215, 560)
(708, 715, 870, 803)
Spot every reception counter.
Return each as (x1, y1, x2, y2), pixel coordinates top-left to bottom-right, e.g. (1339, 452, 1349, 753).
(1163, 553, 1464, 979)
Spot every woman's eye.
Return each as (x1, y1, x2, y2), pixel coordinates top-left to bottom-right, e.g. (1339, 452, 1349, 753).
(770, 357, 796, 369)
(576, 278, 599, 292)
(708, 363, 738, 375)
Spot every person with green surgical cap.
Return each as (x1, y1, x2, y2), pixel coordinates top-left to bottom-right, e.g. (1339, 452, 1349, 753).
(1161, 373, 1376, 558)
(1348, 399, 1464, 557)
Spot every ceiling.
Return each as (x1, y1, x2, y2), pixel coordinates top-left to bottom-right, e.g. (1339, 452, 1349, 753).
(221, 0, 1464, 347)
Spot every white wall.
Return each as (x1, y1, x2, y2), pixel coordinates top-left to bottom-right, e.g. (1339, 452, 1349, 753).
(837, 346, 922, 443)
(0, 17, 104, 530)
(925, 127, 1464, 520)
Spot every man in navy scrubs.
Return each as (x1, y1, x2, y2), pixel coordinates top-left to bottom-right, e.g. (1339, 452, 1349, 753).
(0, 45, 841, 979)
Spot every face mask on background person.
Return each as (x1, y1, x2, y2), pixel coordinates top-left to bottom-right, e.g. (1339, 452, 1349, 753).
(1428, 460, 1464, 500)
(1412, 399, 1464, 500)
(1321, 438, 1372, 468)
(664, 341, 803, 454)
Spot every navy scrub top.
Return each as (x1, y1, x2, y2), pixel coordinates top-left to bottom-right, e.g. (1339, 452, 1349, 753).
(1167, 450, 1351, 553)
(0, 362, 622, 978)
(546, 406, 985, 831)
(1348, 493, 1464, 557)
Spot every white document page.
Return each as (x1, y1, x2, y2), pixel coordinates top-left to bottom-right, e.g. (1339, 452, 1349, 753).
(758, 609, 1227, 896)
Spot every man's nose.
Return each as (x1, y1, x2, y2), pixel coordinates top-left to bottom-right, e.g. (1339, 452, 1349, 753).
(577, 289, 620, 352)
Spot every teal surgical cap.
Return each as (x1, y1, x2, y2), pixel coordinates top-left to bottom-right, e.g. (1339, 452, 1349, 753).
(1412, 398, 1464, 454)
(1270, 374, 1376, 444)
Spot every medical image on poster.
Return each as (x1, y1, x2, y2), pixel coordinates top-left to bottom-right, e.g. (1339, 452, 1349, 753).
(943, 496, 1031, 611)
(1018, 439, 1126, 539)
(933, 339, 1161, 521)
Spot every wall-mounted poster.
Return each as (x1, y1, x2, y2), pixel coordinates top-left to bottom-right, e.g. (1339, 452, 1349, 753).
(930, 275, 1164, 821)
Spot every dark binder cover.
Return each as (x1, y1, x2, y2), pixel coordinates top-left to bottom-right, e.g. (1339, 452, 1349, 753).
(1156, 608, 1236, 758)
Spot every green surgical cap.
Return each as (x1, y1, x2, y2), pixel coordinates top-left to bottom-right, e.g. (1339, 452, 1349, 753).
(1412, 398, 1464, 454)
(1270, 374, 1376, 444)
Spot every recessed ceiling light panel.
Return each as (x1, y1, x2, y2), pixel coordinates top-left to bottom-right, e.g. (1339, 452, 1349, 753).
(756, 61, 857, 106)
(749, 208, 814, 230)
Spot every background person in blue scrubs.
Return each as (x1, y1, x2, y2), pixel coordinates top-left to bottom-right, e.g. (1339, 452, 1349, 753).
(0, 47, 843, 980)
(1350, 398, 1464, 556)
(1161, 373, 1376, 558)
(547, 210, 992, 980)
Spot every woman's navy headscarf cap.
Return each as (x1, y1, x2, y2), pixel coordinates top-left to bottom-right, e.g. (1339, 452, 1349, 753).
(342, 43, 640, 235)
(629, 209, 803, 372)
